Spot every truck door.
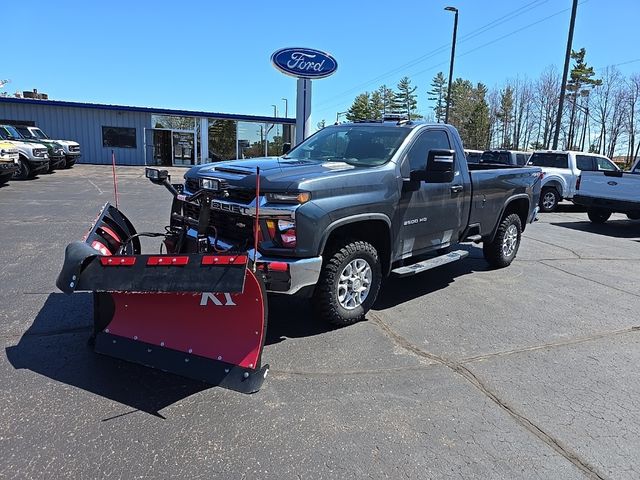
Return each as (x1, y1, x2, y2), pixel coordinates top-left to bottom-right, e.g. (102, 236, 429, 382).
(398, 128, 465, 256)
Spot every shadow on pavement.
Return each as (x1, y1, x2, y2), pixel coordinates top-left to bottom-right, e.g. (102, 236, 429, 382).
(374, 253, 488, 311)
(5, 293, 211, 418)
(551, 219, 640, 239)
(554, 203, 586, 213)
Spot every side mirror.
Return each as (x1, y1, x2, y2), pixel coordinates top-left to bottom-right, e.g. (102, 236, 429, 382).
(145, 167, 169, 185)
(425, 149, 455, 183)
(282, 142, 291, 155)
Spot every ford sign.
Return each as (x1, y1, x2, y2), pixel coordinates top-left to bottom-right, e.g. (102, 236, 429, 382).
(271, 47, 337, 79)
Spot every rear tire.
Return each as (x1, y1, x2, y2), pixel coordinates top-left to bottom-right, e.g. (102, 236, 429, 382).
(539, 187, 560, 212)
(313, 240, 382, 327)
(12, 157, 31, 180)
(587, 208, 611, 224)
(626, 212, 640, 220)
(483, 213, 522, 268)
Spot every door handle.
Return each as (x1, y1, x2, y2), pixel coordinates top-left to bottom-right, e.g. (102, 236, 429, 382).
(450, 185, 463, 193)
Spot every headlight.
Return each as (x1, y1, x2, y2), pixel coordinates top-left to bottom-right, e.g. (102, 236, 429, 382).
(265, 192, 311, 204)
(200, 178, 220, 191)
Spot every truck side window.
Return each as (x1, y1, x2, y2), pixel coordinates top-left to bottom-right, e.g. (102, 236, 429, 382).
(516, 153, 527, 166)
(406, 130, 451, 172)
(576, 155, 596, 171)
(596, 157, 617, 171)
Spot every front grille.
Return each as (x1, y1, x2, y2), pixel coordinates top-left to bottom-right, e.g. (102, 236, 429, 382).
(182, 202, 254, 246)
(184, 179, 255, 204)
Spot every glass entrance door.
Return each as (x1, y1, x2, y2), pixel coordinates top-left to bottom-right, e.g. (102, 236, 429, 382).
(172, 130, 196, 166)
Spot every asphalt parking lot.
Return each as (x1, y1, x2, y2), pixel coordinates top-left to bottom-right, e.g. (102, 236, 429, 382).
(1, 165, 639, 479)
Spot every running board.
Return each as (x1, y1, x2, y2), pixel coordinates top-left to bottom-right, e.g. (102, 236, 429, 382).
(391, 250, 469, 277)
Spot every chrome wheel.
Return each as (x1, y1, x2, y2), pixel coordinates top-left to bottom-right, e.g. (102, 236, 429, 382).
(502, 224, 518, 258)
(542, 191, 557, 210)
(336, 258, 372, 310)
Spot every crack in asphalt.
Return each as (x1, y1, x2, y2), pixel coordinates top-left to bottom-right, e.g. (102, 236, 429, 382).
(367, 311, 608, 480)
(461, 326, 640, 363)
(539, 261, 640, 298)
(523, 235, 583, 258)
(269, 365, 433, 378)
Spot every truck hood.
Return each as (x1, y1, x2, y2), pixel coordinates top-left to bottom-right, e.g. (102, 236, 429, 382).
(187, 157, 360, 191)
(4, 139, 47, 151)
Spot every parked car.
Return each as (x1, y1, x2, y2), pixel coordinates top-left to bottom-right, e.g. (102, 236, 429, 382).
(573, 157, 640, 223)
(528, 150, 620, 212)
(465, 149, 483, 164)
(480, 150, 531, 166)
(0, 126, 49, 179)
(0, 140, 19, 185)
(0, 125, 65, 172)
(13, 125, 81, 168)
(178, 121, 542, 325)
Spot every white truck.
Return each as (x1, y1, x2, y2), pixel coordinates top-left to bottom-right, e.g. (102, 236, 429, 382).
(528, 150, 619, 212)
(573, 157, 640, 223)
(14, 126, 81, 168)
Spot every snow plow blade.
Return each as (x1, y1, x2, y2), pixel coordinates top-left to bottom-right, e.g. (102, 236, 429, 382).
(56, 203, 269, 394)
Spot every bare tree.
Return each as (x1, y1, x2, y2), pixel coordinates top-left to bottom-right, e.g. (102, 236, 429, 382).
(531, 67, 560, 149)
(591, 67, 621, 154)
(625, 74, 640, 166)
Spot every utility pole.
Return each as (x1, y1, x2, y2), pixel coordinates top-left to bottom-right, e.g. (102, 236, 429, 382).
(444, 6, 459, 124)
(552, 0, 578, 150)
(282, 98, 288, 118)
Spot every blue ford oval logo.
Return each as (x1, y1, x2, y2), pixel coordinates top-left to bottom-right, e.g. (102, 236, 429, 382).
(271, 47, 337, 79)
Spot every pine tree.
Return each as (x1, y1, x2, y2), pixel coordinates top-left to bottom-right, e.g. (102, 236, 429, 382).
(346, 93, 372, 121)
(566, 48, 601, 149)
(370, 90, 384, 119)
(428, 72, 447, 123)
(378, 85, 395, 117)
(393, 77, 421, 119)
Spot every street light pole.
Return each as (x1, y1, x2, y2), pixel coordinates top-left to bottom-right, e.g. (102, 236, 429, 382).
(444, 6, 458, 124)
(552, 0, 578, 150)
(336, 111, 348, 124)
(282, 98, 288, 118)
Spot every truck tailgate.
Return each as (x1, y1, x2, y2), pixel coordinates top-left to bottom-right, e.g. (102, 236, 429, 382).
(578, 171, 640, 203)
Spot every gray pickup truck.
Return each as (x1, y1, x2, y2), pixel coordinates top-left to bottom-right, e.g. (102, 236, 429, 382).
(175, 121, 541, 325)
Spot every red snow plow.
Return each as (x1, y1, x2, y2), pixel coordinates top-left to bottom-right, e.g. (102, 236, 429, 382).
(56, 168, 269, 393)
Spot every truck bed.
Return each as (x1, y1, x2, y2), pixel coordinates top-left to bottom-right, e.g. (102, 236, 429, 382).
(468, 166, 541, 237)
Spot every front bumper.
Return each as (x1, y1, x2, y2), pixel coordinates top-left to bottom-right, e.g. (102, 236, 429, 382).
(29, 158, 50, 173)
(49, 155, 66, 169)
(0, 162, 19, 178)
(250, 249, 322, 295)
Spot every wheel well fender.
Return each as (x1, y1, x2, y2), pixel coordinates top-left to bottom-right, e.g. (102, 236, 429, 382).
(487, 195, 530, 242)
(541, 178, 565, 197)
(319, 215, 392, 276)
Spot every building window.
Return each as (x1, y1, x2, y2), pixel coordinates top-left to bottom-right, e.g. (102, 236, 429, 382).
(102, 126, 137, 148)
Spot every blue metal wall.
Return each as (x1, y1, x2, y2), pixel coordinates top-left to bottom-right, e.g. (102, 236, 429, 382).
(0, 102, 150, 165)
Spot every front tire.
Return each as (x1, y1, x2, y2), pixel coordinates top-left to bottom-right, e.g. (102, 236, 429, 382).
(539, 187, 560, 212)
(313, 240, 382, 327)
(587, 208, 611, 224)
(12, 157, 31, 180)
(483, 213, 522, 268)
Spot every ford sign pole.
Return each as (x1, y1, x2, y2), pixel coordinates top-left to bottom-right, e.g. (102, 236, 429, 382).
(271, 47, 337, 145)
(296, 79, 312, 145)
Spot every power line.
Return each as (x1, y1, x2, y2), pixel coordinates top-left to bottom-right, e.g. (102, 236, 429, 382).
(314, 0, 549, 109)
(316, 0, 589, 117)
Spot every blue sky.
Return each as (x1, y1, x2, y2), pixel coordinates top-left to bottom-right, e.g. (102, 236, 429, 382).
(3, 0, 639, 125)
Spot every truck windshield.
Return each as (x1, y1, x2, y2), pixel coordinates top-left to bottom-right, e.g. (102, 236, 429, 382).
(2, 126, 25, 140)
(529, 152, 569, 169)
(284, 125, 410, 167)
(15, 126, 35, 138)
(31, 128, 49, 139)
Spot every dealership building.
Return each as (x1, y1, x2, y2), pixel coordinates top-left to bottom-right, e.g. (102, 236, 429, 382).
(0, 97, 295, 166)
